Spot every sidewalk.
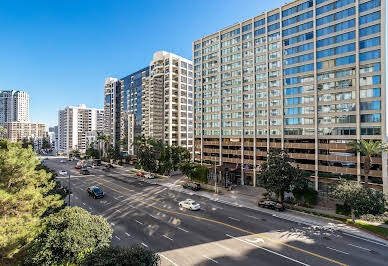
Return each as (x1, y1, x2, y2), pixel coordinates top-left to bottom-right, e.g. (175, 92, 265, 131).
(117, 167, 388, 245)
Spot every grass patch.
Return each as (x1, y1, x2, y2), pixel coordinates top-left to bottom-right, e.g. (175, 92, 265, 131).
(286, 205, 347, 222)
(348, 221, 388, 238)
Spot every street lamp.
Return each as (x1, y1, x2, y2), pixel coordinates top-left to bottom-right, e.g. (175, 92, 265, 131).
(68, 173, 71, 207)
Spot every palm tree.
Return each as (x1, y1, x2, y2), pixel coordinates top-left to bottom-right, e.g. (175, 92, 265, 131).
(96, 131, 109, 158)
(348, 139, 388, 187)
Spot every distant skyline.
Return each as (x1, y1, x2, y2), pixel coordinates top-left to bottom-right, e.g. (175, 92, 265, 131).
(0, 0, 386, 127)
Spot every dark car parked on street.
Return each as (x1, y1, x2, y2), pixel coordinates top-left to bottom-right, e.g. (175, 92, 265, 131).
(80, 169, 90, 175)
(182, 182, 201, 191)
(258, 199, 285, 211)
(87, 186, 104, 199)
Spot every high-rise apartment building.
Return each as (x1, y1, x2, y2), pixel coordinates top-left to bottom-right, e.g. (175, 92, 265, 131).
(58, 104, 104, 154)
(104, 51, 193, 155)
(193, 0, 386, 192)
(2, 121, 45, 142)
(0, 90, 29, 126)
(142, 51, 194, 149)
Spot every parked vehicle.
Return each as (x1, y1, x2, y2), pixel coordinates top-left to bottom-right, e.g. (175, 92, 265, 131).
(136, 172, 144, 177)
(75, 165, 82, 169)
(80, 169, 91, 175)
(59, 170, 67, 176)
(182, 182, 201, 191)
(60, 160, 65, 163)
(87, 186, 104, 199)
(145, 173, 155, 179)
(258, 200, 285, 211)
(179, 199, 200, 210)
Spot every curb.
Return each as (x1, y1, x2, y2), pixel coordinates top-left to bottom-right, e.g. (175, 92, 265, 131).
(346, 222, 388, 242)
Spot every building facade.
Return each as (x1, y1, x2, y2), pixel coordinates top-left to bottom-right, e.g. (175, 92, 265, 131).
(104, 51, 193, 155)
(58, 104, 104, 154)
(193, 0, 386, 192)
(2, 121, 45, 142)
(0, 90, 29, 126)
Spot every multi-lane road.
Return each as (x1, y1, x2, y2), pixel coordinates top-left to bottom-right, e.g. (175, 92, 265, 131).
(44, 157, 388, 266)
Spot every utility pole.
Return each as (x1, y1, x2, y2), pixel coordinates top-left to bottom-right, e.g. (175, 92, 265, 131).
(214, 160, 217, 194)
(68, 173, 71, 207)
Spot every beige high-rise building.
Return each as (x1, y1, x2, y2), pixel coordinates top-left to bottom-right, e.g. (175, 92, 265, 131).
(104, 51, 193, 155)
(58, 104, 104, 154)
(193, 0, 386, 193)
(142, 51, 194, 148)
(2, 121, 45, 142)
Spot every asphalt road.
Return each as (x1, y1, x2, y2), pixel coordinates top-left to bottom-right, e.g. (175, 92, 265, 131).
(44, 157, 388, 266)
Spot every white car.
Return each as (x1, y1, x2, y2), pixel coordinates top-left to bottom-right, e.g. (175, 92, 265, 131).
(59, 170, 67, 176)
(179, 199, 200, 211)
(145, 173, 155, 179)
(60, 160, 65, 163)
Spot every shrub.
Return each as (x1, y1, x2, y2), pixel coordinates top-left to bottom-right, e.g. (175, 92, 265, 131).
(293, 187, 318, 207)
(78, 245, 160, 266)
(25, 207, 112, 265)
(336, 204, 351, 216)
(134, 164, 141, 170)
(191, 165, 208, 183)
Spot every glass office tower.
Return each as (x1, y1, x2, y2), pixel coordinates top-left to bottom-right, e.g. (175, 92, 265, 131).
(193, 0, 386, 192)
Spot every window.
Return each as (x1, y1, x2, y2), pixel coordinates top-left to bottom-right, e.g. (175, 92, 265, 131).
(268, 13, 280, 23)
(268, 22, 280, 32)
(359, 0, 381, 13)
(282, 0, 313, 18)
(360, 11, 380, 25)
(284, 32, 313, 46)
(360, 63, 380, 73)
(283, 10, 313, 27)
(361, 126, 381, 135)
(361, 113, 381, 123)
(284, 42, 313, 56)
(317, 31, 355, 48)
(360, 50, 380, 61)
(360, 100, 380, 110)
(221, 28, 240, 40)
(254, 28, 266, 36)
(360, 75, 380, 85)
(360, 37, 380, 49)
(316, 7, 355, 27)
(317, 19, 355, 37)
(360, 88, 380, 98)
(254, 18, 265, 27)
(242, 24, 252, 32)
(335, 55, 355, 66)
(359, 24, 380, 37)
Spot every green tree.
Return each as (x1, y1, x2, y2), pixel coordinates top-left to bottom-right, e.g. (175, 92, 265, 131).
(85, 147, 100, 159)
(133, 136, 158, 173)
(70, 149, 81, 159)
(329, 179, 386, 222)
(257, 150, 308, 202)
(41, 138, 51, 152)
(26, 207, 113, 265)
(0, 138, 63, 260)
(348, 139, 388, 188)
(78, 245, 160, 266)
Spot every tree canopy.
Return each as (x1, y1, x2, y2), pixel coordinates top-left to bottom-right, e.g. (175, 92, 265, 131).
(0, 138, 63, 260)
(257, 150, 308, 201)
(26, 207, 113, 265)
(330, 179, 386, 222)
(347, 139, 388, 187)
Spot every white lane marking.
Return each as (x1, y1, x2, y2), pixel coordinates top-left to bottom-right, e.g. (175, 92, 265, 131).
(125, 232, 131, 237)
(342, 232, 388, 247)
(177, 227, 189, 233)
(163, 235, 173, 241)
(115, 209, 122, 213)
(135, 219, 143, 225)
(159, 254, 179, 266)
(149, 214, 158, 219)
(74, 196, 78, 200)
(272, 214, 277, 217)
(115, 235, 121, 240)
(213, 243, 235, 253)
(141, 242, 148, 247)
(202, 255, 218, 264)
(113, 197, 119, 200)
(348, 243, 371, 251)
(326, 246, 349, 255)
(246, 214, 261, 220)
(89, 207, 92, 210)
(228, 216, 240, 221)
(117, 195, 124, 198)
(110, 222, 115, 226)
(226, 234, 309, 266)
(82, 202, 86, 205)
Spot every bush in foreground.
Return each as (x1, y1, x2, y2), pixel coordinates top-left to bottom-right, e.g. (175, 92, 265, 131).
(25, 207, 113, 265)
(78, 245, 160, 266)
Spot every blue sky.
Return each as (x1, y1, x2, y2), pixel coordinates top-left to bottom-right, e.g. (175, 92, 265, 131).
(0, 0, 386, 128)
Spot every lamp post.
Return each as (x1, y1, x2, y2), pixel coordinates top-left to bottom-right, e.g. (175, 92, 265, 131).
(68, 173, 71, 207)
